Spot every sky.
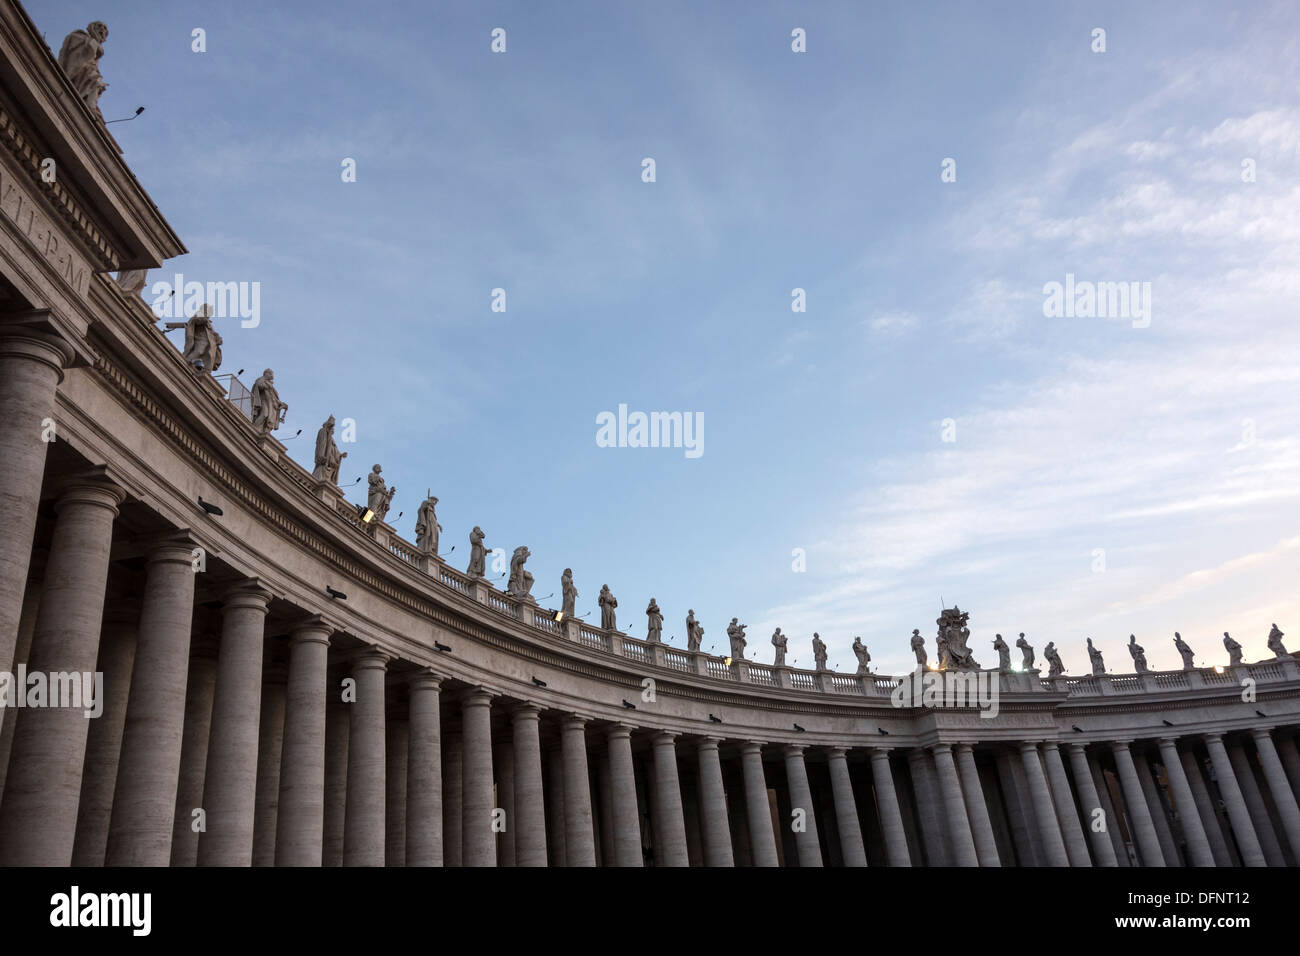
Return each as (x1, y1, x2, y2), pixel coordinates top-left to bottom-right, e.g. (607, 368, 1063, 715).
(41, 0, 1300, 677)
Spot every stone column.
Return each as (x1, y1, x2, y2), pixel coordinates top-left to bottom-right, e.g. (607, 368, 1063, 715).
(386, 717, 409, 866)
(869, 749, 911, 866)
(1041, 742, 1090, 867)
(908, 748, 951, 866)
(783, 745, 823, 867)
(0, 328, 72, 675)
(322, 686, 349, 866)
(1203, 733, 1265, 866)
(1136, 750, 1182, 866)
(1020, 742, 1069, 866)
(0, 556, 43, 802)
(252, 670, 286, 867)
(826, 748, 868, 867)
(1251, 728, 1300, 860)
(740, 742, 779, 867)
(606, 724, 643, 866)
(1226, 741, 1286, 866)
(1156, 738, 1215, 866)
(511, 703, 547, 866)
(169, 639, 218, 867)
(495, 735, 516, 866)
(343, 647, 388, 866)
(953, 744, 999, 866)
(443, 730, 463, 866)
(275, 620, 331, 866)
(1277, 734, 1300, 797)
(196, 584, 271, 866)
(696, 736, 734, 867)
(105, 540, 199, 867)
(406, 670, 443, 867)
(651, 732, 689, 866)
(0, 479, 122, 865)
(1066, 743, 1118, 866)
(460, 687, 497, 867)
(1180, 748, 1234, 866)
(545, 744, 566, 866)
(72, 614, 138, 867)
(561, 714, 596, 866)
(1110, 740, 1166, 867)
(931, 744, 979, 866)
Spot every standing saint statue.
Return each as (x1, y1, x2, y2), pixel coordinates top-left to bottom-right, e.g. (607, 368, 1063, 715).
(182, 305, 222, 372)
(1173, 632, 1196, 670)
(645, 598, 663, 643)
(686, 610, 703, 652)
(1016, 633, 1034, 670)
(992, 633, 1011, 672)
(312, 415, 347, 483)
(1128, 635, 1148, 673)
(726, 619, 747, 660)
(910, 629, 927, 669)
(560, 569, 577, 618)
(1087, 637, 1105, 676)
(58, 22, 110, 121)
(851, 636, 871, 674)
(507, 546, 534, 600)
(1044, 641, 1065, 677)
(367, 465, 395, 520)
(414, 495, 441, 556)
(599, 585, 618, 631)
(467, 526, 488, 578)
(811, 632, 828, 671)
(1267, 623, 1289, 661)
(772, 627, 787, 666)
(250, 369, 287, 435)
(1223, 632, 1243, 666)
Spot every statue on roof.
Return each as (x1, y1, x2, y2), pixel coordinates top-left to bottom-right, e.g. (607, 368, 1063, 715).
(181, 305, 222, 373)
(936, 607, 979, 671)
(58, 22, 110, 121)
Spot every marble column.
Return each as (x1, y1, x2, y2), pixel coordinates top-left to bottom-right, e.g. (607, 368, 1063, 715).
(1110, 741, 1166, 867)
(252, 670, 286, 867)
(605, 724, 643, 866)
(405, 670, 443, 867)
(651, 732, 689, 866)
(1135, 750, 1182, 866)
(1204, 733, 1265, 866)
(0, 479, 122, 865)
(495, 734, 516, 866)
(322, 687, 349, 867)
(826, 748, 868, 867)
(510, 704, 547, 866)
(0, 328, 72, 677)
(1156, 738, 1215, 866)
(343, 648, 388, 866)
(783, 745, 823, 867)
(931, 744, 979, 866)
(168, 639, 218, 867)
(385, 717, 409, 866)
(1180, 749, 1234, 867)
(544, 744, 566, 866)
(1041, 742, 1090, 867)
(105, 540, 198, 867)
(1251, 728, 1300, 860)
(908, 748, 951, 866)
(953, 744, 999, 866)
(276, 620, 331, 867)
(1020, 742, 1069, 866)
(561, 714, 596, 866)
(443, 729, 464, 866)
(740, 742, 779, 867)
(197, 584, 272, 866)
(1226, 741, 1286, 866)
(72, 613, 139, 866)
(0, 556, 43, 801)
(460, 687, 497, 867)
(1089, 752, 1131, 865)
(696, 737, 734, 867)
(1066, 743, 1118, 866)
(869, 749, 911, 866)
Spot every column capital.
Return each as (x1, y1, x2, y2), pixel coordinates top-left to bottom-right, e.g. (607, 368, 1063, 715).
(561, 712, 592, 729)
(651, 730, 679, 746)
(289, 615, 334, 646)
(0, 323, 76, 380)
(696, 735, 722, 751)
(1157, 736, 1182, 748)
(1201, 731, 1225, 744)
(952, 742, 976, 755)
(1040, 740, 1062, 752)
(1109, 739, 1135, 750)
(221, 581, 274, 613)
(1018, 740, 1043, 753)
(605, 722, 635, 740)
(53, 477, 126, 516)
(407, 668, 443, 691)
(783, 743, 807, 758)
(739, 740, 766, 755)
(510, 701, 543, 722)
(1250, 726, 1275, 738)
(868, 746, 895, 759)
(1066, 740, 1089, 754)
(350, 645, 391, 671)
(931, 742, 954, 756)
(460, 685, 497, 707)
(824, 746, 848, 759)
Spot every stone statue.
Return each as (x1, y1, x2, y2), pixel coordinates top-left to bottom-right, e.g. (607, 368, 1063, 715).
(1128, 634, 1148, 673)
(414, 495, 441, 556)
(1016, 632, 1034, 670)
(1268, 623, 1289, 661)
(812, 632, 828, 671)
(599, 585, 618, 631)
(1223, 631, 1243, 666)
(367, 465, 395, 520)
(467, 526, 488, 578)
(771, 627, 787, 665)
(58, 22, 110, 121)
(910, 629, 927, 668)
(645, 598, 663, 643)
(250, 368, 287, 434)
(992, 633, 1010, 672)
(561, 568, 577, 618)
(507, 546, 534, 600)
(1044, 641, 1064, 677)
(726, 618, 747, 660)
(181, 305, 222, 373)
(1173, 632, 1195, 670)
(116, 270, 147, 296)
(1087, 637, 1105, 676)
(312, 416, 347, 484)
(851, 636, 870, 674)
(936, 607, 979, 671)
(686, 610, 703, 652)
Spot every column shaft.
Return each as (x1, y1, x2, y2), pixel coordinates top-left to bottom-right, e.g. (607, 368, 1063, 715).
(510, 704, 546, 866)
(405, 671, 443, 866)
(1110, 741, 1166, 866)
(1066, 743, 1118, 866)
(276, 623, 331, 866)
(932, 744, 979, 866)
(740, 743, 779, 867)
(607, 725, 643, 866)
(1157, 738, 1215, 866)
(1252, 729, 1300, 860)
(697, 737, 734, 866)
(870, 749, 911, 866)
(168, 644, 217, 866)
(783, 746, 823, 867)
(561, 716, 596, 866)
(385, 718, 409, 866)
(461, 688, 497, 867)
(1042, 742, 1090, 866)
(342, 649, 388, 866)
(1020, 742, 1069, 866)
(954, 744, 999, 866)
(252, 676, 286, 866)
(827, 749, 868, 866)
(651, 733, 689, 866)
(1204, 734, 1264, 866)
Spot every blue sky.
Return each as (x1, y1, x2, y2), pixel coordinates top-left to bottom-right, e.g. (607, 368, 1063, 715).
(44, 0, 1300, 675)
